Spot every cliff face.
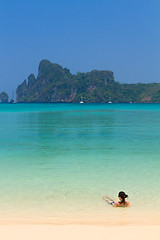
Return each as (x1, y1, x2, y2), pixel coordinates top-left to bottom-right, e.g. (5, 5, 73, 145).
(16, 59, 160, 103)
(16, 60, 114, 103)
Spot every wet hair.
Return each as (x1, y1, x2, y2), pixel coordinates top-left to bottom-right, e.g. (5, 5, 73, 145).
(118, 191, 128, 204)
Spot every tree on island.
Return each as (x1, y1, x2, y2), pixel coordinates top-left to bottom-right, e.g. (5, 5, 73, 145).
(0, 92, 9, 103)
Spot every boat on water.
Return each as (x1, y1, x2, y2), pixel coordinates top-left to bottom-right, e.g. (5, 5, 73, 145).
(80, 97, 84, 104)
(108, 97, 112, 104)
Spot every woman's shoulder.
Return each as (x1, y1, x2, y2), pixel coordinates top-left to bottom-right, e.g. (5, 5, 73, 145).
(114, 201, 130, 207)
(113, 202, 121, 207)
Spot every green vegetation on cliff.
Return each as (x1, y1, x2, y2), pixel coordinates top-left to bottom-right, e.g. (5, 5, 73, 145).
(16, 60, 160, 103)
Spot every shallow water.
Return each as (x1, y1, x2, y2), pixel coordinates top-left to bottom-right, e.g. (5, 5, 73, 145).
(0, 103, 160, 225)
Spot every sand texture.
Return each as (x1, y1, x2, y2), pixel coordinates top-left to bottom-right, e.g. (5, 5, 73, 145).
(0, 225, 159, 240)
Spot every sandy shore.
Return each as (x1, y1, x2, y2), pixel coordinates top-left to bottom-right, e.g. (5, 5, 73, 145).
(0, 224, 159, 240)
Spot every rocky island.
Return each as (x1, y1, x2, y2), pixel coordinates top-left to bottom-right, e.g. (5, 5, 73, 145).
(5, 59, 160, 103)
(0, 92, 9, 103)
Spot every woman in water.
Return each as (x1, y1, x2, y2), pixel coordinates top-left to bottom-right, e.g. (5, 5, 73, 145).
(103, 191, 130, 207)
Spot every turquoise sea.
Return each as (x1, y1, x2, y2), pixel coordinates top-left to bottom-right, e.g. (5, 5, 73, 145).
(0, 103, 160, 225)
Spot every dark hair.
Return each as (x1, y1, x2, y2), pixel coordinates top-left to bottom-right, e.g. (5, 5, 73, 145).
(118, 191, 128, 204)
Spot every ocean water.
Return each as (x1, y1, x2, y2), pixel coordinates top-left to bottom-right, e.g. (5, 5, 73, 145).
(0, 103, 160, 225)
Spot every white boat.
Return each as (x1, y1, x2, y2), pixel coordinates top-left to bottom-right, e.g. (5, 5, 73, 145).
(108, 101, 112, 104)
(80, 97, 84, 104)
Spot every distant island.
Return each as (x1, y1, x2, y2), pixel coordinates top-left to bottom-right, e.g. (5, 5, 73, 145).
(0, 92, 9, 103)
(1, 59, 160, 103)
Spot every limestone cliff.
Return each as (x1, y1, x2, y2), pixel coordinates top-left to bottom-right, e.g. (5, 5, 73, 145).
(16, 60, 114, 103)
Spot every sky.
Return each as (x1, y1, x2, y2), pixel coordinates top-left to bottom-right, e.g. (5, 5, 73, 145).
(0, 0, 160, 98)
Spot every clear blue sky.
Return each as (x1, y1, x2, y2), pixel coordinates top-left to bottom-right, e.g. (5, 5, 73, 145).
(0, 0, 160, 97)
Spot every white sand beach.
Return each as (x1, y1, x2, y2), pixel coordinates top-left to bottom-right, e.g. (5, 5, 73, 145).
(0, 224, 159, 240)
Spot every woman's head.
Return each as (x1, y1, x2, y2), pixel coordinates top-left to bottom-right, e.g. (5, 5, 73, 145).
(118, 191, 128, 203)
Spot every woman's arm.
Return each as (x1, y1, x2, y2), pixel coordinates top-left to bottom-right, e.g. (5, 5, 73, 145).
(103, 195, 115, 201)
(103, 195, 115, 206)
